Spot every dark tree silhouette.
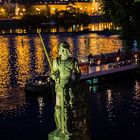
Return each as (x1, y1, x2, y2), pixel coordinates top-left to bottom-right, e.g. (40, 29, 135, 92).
(100, 0, 140, 52)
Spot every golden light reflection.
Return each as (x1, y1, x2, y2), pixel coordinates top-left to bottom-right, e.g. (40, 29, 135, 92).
(0, 37, 26, 113)
(76, 34, 91, 61)
(88, 34, 122, 55)
(49, 35, 59, 60)
(89, 22, 114, 31)
(0, 33, 122, 91)
(65, 37, 74, 55)
(34, 36, 46, 74)
(0, 37, 10, 95)
(15, 36, 30, 88)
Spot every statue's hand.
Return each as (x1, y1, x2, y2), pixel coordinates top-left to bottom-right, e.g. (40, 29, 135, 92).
(51, 71, 60, 81)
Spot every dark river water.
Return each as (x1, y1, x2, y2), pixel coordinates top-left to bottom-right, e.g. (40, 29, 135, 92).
(0, 33, 140, 140)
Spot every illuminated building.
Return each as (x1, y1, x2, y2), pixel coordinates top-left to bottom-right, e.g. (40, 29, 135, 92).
(0, 0, 100, 15)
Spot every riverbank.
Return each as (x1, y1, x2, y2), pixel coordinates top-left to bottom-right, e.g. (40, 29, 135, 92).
(0, 15, 114, 34)
(0, 26, 119, 35)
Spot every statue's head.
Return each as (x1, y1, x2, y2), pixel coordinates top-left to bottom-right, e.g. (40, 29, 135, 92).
(58, 41, 71, 58)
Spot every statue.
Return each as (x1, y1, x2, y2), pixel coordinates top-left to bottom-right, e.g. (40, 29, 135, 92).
(49, 41, 91, 140)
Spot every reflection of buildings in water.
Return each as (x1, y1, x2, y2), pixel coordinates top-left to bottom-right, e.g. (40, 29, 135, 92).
(65, 37, 74, 55)
(89, 35, 122, 55)
(0, 37, 10, 94)
(77, 35, 90, 60)
(0, 33, 123, 93)
(15, 35, 30, 87)
(34, 35, 46, 74)
(49, 35, 59, 60)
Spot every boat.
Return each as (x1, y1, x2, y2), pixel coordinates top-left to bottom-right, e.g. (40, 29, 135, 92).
(25, 75, 55, 94)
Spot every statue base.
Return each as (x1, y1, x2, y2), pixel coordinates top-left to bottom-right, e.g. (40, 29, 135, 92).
(48, 129, 91, 140)
(48, 129, 71, 140)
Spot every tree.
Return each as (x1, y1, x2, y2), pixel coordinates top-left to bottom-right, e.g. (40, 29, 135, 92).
(100, 0, 140, 52)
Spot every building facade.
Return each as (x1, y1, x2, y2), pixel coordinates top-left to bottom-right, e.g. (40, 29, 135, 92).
(0, 0, 100, 18)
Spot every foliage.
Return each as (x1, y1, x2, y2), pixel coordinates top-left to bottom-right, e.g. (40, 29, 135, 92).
(24, 4, 36, 15)
(100, 0, 140, 52)
(21, 4, 90, 28)
(51, 7, 90, 27)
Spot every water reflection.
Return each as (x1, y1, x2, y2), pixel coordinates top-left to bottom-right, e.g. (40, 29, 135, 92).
(106, 89, 115, 123)
(48, 35, 59, 60)
(0, 37, 10, 91)
(15, 36, 30, 88)
(0, 22, 116, 34)
(34, 36, 46, 74)
(0, 88, 26, 113)
(37, 96, 45, 123)
(0, 33, 122, 112)
(134, 80, 140, 97)
(0, 33, 122, 89)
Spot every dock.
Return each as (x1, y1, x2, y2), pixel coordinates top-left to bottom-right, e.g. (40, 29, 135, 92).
(80, 59, 139, 80)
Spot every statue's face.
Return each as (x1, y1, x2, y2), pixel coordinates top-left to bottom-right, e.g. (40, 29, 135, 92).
(59, 46, 69, 58)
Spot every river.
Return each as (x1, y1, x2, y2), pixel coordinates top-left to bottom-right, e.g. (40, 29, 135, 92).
(0, 33, 140, 140)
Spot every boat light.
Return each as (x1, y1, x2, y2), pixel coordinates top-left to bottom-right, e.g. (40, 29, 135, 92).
(38, 80, 42, 84)
(97, 60, 101, 65)
(134, 54, 138, 59)
(116, 57, 120, 62)
(47, 77, 50, 82)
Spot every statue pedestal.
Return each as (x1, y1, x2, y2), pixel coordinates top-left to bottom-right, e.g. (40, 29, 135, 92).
(48, 129, 91, 140)
(48, 129, 70, 140)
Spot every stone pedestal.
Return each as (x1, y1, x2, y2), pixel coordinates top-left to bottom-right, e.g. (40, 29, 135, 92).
(48, 129, 70, 140)
(48, 129, 91, 140)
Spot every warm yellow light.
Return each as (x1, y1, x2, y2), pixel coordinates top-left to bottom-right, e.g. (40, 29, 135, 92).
(22, 8, 26, 12)
(97, 60, 101, 65)
(36, 8, 40, 11)
(134, 54, 138, 58)
(1, 9, 4, 12)
(116, 57, 120, 62)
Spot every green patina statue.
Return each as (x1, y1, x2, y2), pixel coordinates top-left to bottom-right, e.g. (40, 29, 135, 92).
(49, 41, 91, 140)
(51, 41, 81, 134)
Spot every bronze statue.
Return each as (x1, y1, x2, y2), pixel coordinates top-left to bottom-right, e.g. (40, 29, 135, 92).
(49, 41, 91, 140)
(51, 41, 81, 135)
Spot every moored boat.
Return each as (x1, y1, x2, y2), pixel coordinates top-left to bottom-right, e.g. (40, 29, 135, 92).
(25, 75, 55, 94)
